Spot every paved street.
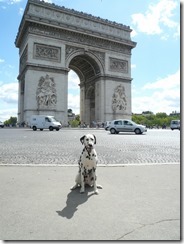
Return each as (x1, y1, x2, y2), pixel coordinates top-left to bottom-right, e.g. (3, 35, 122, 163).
(0, 128, 180, 240)
(0, 128, 180, 165)
(0, 164, 180, 240)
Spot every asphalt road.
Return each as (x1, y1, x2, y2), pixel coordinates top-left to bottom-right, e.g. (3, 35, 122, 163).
(0, 127, 180, 166)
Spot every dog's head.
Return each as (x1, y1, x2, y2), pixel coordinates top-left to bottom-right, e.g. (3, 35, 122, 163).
(80, 134, 96, 149)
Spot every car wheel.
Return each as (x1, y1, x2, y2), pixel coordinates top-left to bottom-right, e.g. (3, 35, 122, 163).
(49, 126, 53, 131)
(33, 126, 37, 131)
(135, 128, 141, 134)
(56, 128, 59, 131)
(40, 129, 43, 131)
(110, 128, 116, 134)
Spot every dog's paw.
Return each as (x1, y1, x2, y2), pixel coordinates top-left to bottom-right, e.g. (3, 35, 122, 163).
(80, 187, 85, 194)
(97, 184, 103, 189)
(70, 185, 77, 190)
(94, 190, 99, 195)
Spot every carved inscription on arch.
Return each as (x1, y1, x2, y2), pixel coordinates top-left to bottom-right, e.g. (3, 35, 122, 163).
(34, 43, 61, 62)
(109, 58, 128, 73)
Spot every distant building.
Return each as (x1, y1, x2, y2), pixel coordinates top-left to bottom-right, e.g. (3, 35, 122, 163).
(169, 111, 180, 117)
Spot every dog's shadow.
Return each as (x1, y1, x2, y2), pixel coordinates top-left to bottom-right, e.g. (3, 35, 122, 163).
(56, 186, 95, 219)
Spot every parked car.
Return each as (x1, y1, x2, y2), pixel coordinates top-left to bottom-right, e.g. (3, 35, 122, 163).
(0, 121, 4, 128)
(108, 119, 147, 134)
(170, 120, 180, 130)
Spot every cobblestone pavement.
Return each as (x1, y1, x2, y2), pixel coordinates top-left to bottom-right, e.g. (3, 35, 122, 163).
(0, 128, 180, 165)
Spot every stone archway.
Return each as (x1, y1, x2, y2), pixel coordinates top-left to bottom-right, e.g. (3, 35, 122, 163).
(15, 0, 136, 125)
(66, 50, 104, 125)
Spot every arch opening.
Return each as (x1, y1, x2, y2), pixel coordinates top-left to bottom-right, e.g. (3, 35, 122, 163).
(68, 54, 101, 126)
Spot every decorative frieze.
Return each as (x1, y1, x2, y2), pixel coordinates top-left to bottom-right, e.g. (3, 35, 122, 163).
(109, 58, 128, 73)
(36, 74, 57, 108)
(29, 25, 131, 55)
(33, 43, 61, 62)
(112, 84, 127, 112)
(66, 45, 105, 68)
(90, 50, 105, 67)
(65, 45, 83, 59)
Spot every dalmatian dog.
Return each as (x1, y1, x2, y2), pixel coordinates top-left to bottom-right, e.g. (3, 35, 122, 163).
(71, 134, 102, 194)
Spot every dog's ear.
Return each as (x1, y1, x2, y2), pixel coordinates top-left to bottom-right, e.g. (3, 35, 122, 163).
(80, 135, 85, 144)
(93, 134, 97, 144)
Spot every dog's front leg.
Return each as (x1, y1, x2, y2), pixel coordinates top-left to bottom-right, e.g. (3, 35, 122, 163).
(93, 172, 99, 195)
(80, 171, 85, 193)
(70, 172, 80, 190)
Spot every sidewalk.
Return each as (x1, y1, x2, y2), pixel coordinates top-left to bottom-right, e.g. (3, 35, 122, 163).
(0, 164, 180, 240)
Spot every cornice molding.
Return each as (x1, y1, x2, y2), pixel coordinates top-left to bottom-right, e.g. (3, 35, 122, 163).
(23, 23, 134, 55)
(15, 0, 137, 50)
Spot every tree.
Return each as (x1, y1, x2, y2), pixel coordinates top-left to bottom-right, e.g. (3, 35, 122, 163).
(68, 108, 73, 113)
(4, 117, 17, 126)
(132, 111, 180, 128)
(155, 112, 167, 118)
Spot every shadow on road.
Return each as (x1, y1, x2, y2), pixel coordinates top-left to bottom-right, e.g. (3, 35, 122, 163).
(56, 186, 94, 219)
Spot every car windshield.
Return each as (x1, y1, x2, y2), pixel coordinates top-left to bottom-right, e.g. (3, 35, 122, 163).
(49, 117, 58, 122)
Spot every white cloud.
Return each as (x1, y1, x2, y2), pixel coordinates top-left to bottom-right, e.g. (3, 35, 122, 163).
(68, 93, 80, 114)
(143, 69, 180, 90)
(131, 64, 136, 69)
(0, 108, 18, 122)
(68, 70, 80, 114)
(0, 59, 5, 63)
(0, 0, 22, 4)
(68, 70, 80, 90)
(19, 7, 24, 15)
(130, 28, 137, 37)
(0, 82, 18, 103)
(132, 69, 180, 114)
(131, 0, 179, 39)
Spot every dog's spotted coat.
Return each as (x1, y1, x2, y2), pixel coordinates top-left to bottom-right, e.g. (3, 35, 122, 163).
(71, 134, 102, 194)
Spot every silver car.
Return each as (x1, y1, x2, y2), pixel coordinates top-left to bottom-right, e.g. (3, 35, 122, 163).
(170, 120, 180, 130)
(109, 119, 147, 134)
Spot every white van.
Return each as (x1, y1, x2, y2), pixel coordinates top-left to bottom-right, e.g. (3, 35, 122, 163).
(170, 120, 180, 130)
(29, 115, 61, 131)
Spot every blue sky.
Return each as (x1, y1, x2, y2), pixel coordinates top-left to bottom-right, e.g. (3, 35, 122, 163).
(0, 0, 180, 122)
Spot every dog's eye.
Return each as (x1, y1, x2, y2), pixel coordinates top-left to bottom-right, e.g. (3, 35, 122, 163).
(86, 139, 89, 141)
(91, 138, 94, 141)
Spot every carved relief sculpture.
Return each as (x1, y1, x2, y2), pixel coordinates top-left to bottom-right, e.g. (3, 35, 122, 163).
(112, 84, 127, 112)
(109, 58, 128, 73)
(36, 74, 57, 108)
(34, 43, 61, 62)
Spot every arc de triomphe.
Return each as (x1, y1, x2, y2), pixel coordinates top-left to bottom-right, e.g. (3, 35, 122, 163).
(15, 0, 136, 125)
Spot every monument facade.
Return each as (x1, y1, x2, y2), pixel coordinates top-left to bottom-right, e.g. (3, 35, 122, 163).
(15, 0, 136, 125)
